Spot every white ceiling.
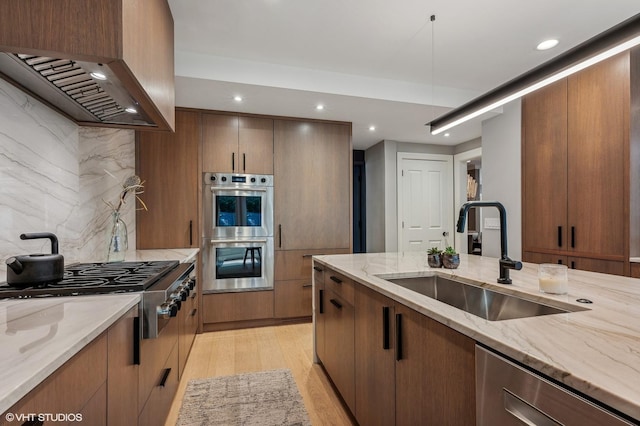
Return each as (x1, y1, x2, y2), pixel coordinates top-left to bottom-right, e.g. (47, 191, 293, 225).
(168, 0, 640, 150)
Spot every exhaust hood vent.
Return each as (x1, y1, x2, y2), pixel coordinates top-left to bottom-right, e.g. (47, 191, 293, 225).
(0, 53, 154, 126)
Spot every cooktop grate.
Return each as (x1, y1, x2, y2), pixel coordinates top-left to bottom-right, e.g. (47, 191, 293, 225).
(0, 260, 179, 299)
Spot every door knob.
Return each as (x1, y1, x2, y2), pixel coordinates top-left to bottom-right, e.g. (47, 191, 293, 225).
(442, 231, 449, 237)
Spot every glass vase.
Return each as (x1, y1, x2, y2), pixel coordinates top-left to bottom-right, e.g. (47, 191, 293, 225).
(106, 211, 128, 262)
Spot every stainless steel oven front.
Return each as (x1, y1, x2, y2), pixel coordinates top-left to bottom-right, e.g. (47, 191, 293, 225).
(203, 172, 273, 239)
(204, 238, 274, 292)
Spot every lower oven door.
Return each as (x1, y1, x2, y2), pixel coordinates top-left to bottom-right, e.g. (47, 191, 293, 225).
(204, 238, 274, 292)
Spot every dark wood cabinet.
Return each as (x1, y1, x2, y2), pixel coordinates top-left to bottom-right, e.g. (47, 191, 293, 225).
(354, 285, 396, 426)
(202, 113, 274, 174)
(314, 266, 355, 413)
(1, 307, 142, 426)
(522, 52, 634, 276)
(274, 120, 351, 251)
(395, 305, 476, 426)
(178, 275, 198, 379)
(107, 306, 139, 426)
(323, 287, 355, 414)
(353, 284, 476, 426)
(136, 109, 200, 249)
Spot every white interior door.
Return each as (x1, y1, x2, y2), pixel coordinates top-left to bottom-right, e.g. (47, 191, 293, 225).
(398, 153, 453, 252)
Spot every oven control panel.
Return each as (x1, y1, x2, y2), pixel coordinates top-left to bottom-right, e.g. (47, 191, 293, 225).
(204, 172, 273, 187)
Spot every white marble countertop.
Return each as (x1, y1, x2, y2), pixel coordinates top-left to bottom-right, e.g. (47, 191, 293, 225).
(313, 252, 640, 421)
(0, 247, 199, 414)
(0, 294, 140, 414)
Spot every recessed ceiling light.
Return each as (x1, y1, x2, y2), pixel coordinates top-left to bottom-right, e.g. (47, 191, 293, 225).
(125, 107, 137, 114)
(234, 95, 243, 102)
(444, 133, 450, 137)
(316, 104, 324, 111)
(369, 126, 376, 131)
(536, 39, 559, 51)
(90, 72, 107, 80)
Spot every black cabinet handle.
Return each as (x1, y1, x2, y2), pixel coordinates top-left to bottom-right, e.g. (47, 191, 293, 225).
(382, 306, 390, 350)
(189, 220, 193, 246)
(23, 420, 44, 426)
(133, 316, 140, 365)
(557, 259, 563, 265)
(571, 261, 576, 269)
(243, 153, 246, 171)
(571, 226, 575, 248)
(557, 226, 562, 247)
(232, 152, 235, 171)
(159, 368, 172, 387)
(319, 289, 324, 314)
(278, 224, 282, 248)
(395, 313, 403, 361)
(330, 276, 343, 284)
(313, 266, 323, 272)
(330, 299, 342, 309)
(190, 308, 197, 317)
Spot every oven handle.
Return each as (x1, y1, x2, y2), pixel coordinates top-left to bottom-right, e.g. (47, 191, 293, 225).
(209, 186, 268, 192)
(210, 239, 268, 244)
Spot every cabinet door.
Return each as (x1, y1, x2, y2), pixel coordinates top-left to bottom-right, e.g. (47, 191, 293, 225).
(354, 285, 395, 426)
(522, 79, 568, 253)
(323, 289, 355, 413)
(313, 264, 326, 363)
(107, 307, 138, 426)
(274, 279, 312, 318)
(238, 116, 274, 174)
(395, 306, 475, 426)
(274, 120, 351, 250)
(567, 52, 629, 258)
(136, 110, 199, 248)
(202, 113, 239, 173)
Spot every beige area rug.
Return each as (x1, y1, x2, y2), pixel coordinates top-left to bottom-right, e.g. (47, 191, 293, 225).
(176, 369, 312, 426)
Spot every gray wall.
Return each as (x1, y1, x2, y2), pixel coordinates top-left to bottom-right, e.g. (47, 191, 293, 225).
(480, 99, 522, 260)
(365, 139, 457, 253)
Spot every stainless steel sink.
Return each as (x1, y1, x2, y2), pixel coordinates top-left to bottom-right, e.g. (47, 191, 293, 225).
(384, 275, 589, 321)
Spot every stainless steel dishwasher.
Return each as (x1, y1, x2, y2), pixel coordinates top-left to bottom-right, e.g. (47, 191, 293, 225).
(476, 345, 636, 425)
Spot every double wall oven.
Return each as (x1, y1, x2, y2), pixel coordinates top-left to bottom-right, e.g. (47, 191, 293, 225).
(202, 172, 274, 292)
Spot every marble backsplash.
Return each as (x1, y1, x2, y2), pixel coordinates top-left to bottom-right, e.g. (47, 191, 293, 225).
(0, 78, 136, 280)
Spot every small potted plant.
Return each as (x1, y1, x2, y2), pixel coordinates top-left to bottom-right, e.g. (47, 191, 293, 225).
(442, 246, 460, 269)
(427, 247, 443, 268)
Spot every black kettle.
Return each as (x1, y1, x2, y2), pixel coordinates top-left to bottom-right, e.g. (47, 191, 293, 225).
(6, 233, 65, 287)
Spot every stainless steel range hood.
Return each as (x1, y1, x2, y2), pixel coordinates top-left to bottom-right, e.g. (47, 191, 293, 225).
(0, 53, 155, 126)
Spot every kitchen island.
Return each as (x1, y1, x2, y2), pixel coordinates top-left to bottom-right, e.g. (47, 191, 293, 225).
(0, 248, 199, 420)
(313, 252, 640, 423)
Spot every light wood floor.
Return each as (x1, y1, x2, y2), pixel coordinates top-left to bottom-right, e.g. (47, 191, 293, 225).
(165, 323, 355, 425)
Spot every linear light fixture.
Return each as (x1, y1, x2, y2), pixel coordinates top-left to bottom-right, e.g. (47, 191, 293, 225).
(428, 13, 640, 135)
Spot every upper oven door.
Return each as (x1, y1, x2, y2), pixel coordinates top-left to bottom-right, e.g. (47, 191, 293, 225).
(203, 172, 274, 239)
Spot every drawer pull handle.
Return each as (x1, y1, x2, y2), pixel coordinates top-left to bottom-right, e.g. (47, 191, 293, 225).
(159, 368, 172, 387)
(395, 313, 403, 361)
(330, 299, 342, 309)
(302, 283, 312, 288)
(382, 306, 390, 350)
(503, 389, 561, 425)
(313, 266, 323, 272)
(190, 308, 197, 317)
(319, 289, 324, 314)
(557, 226, 562, 247)
(330, 276, 342, 284)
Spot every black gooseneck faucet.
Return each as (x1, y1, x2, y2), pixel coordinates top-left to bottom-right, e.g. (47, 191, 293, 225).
(456, 201, 522, 284)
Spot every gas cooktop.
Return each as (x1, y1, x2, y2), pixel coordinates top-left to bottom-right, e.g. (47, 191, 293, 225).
(0, 260, 179, 298)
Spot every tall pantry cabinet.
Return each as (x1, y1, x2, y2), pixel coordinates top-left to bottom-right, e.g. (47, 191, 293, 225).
(522, 50, 640, 275)
(273, 120, 352, 319)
